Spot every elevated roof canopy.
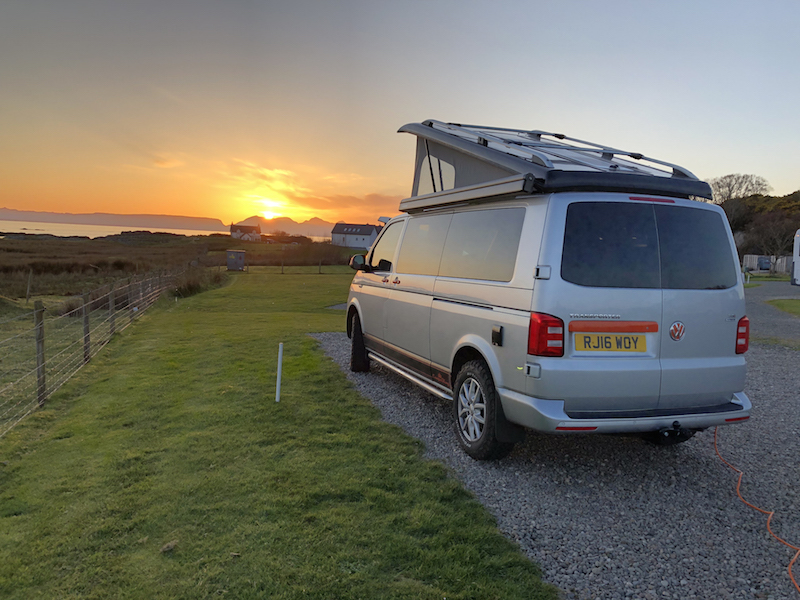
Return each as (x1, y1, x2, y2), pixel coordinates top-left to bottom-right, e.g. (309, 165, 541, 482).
(397, 120, 712, 213)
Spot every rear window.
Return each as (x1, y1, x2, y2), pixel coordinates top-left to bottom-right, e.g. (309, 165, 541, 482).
(561, 203, 659, 288)
(655, 205, 738, 289)
(561, 202, 737, 290)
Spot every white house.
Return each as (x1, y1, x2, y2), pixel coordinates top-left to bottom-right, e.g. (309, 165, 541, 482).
(331, 223, 382, 249)
(230, 223, 261, 242)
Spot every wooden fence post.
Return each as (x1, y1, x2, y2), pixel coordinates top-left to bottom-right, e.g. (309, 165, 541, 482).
(26, 269, 33, 305)
(83, 292, 91, 364)
(109, 284, 116, 336)
(35, 301, 46, 406)
(129, 278, 135, 324)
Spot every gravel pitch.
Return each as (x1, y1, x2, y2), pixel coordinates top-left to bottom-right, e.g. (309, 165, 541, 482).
(312, 332, 800, 600)
(745, 282, 800, 344)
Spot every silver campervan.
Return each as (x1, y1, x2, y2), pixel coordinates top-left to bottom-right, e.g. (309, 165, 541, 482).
(347, 121, 751, 460)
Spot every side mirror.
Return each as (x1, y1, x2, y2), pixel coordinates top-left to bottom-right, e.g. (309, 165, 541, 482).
(349, 254, 368, 271)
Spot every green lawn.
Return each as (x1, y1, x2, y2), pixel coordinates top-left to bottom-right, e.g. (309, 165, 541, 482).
(744, 273, 791, 282)
(0, 266, 557, 599)
(767, 298, 800, 317)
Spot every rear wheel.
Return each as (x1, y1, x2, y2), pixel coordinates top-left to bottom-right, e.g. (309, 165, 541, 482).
(349, 312, 370, 372)
(453, 360, 514, 460)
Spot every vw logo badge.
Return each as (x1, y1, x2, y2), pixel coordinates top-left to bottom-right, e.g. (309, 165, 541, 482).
(670, 321, 685, 341)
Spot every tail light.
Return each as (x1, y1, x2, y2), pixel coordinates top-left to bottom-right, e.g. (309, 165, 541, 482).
(735, 316, 749, 354)
(528, 313, 564, 357)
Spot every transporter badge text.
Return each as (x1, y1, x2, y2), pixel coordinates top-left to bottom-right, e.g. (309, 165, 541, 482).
(569, 314, 622, 320)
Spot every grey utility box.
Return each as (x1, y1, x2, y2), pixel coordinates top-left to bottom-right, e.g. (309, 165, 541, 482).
(226, 250, 247, 271)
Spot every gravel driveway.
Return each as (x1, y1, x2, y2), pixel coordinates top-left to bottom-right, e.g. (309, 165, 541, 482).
(745, 281, 800, 344)
(312, 331, 799, 599)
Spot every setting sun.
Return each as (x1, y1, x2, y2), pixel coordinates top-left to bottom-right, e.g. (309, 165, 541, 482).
(262, 211, 282, 220)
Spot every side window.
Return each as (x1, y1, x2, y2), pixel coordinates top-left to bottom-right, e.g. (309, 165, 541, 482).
(418, 155, 456, 196)
(368, 221, 403, 272)
(439, 208, 525, 282)
(396, 214, 452, 275)
(561, 203, 660, 288)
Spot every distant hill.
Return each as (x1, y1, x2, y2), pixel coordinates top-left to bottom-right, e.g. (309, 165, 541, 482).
(0, 207, 227, 232)
(235, 215, 337, 238)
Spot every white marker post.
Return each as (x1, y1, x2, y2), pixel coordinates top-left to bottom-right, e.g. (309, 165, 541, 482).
(275, 343, 284, 402)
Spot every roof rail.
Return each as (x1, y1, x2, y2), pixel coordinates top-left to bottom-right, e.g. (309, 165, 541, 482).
(426, 120, 699, 179)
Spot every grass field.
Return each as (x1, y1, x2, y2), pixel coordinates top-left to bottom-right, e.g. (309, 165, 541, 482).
(767, 298, 800, 317)
(745, 273, 791, 282)
(0, 233, 357, 298)
(0, 266, 557, 599)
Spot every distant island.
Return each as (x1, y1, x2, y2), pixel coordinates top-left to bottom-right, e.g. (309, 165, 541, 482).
(0, 208, 343, 238)
(235, 215, 336, 238)
(0, 207, 228, 232)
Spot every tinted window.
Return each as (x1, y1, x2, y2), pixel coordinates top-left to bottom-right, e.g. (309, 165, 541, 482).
(561, 203, 660, 288)
(655, 205, 737, 289)
(439, 208, 525, 282)
(396, 214, 452, 275)
(562, 202, 738, 290)
(368, 221, 403, 272)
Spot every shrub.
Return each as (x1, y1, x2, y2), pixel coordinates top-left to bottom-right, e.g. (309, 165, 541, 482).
(173, 268, 228, 298)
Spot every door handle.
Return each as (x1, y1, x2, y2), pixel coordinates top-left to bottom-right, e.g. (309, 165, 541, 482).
(382, 277, 390, 284)
(392, 278, 401, 285)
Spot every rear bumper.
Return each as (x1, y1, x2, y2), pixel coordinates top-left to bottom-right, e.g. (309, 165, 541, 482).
(499, 388, 751, 433)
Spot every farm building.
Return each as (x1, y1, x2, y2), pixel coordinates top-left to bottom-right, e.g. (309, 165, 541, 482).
(330, 223, 382, 248)
(230, 223, 261, 242)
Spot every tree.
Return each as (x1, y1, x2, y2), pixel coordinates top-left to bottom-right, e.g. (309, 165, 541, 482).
(707, 174, 771, 205)
(720, 196, 753, 233)
(744, 210, 800, 273)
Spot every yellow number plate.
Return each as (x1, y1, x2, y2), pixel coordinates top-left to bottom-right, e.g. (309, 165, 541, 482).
(575, 333, 647, 352)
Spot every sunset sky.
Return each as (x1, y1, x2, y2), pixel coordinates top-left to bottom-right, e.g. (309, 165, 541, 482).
(2, 0, 798, 226)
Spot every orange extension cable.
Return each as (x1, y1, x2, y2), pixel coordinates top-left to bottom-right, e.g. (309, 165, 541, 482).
(714, 426, 800, 595)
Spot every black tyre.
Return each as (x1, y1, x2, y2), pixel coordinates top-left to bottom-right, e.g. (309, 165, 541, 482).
(349, 312, 370, 373)
(453, 360, 514, 460)
(641, 429, 696, 446)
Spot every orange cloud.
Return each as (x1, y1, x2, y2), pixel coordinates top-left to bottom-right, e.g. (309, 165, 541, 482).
(321, 172, 366, 185)
(213, 157, 404, 223)
(282, 191, 402, 223)
(153, 155, 184, 169)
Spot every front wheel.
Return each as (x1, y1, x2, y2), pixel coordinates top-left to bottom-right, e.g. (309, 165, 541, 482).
(349, 312, 370, 373)
(453, 360, 514, 460)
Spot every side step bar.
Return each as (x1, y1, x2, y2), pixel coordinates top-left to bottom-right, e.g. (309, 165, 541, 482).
(368, 352, 452, 401)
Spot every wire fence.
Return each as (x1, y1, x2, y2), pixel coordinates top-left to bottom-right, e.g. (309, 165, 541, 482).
(0, 270, 180, 438)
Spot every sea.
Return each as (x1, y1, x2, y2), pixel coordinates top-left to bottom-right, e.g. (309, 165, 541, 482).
(0, 220, 330, 242)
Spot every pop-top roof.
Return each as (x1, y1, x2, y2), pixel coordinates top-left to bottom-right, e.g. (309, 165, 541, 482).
(397, 120, 712, 212)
